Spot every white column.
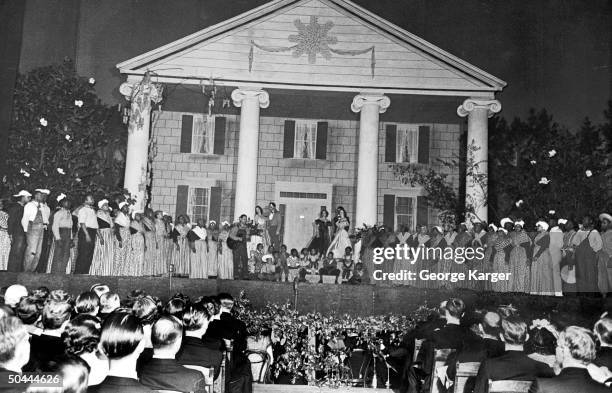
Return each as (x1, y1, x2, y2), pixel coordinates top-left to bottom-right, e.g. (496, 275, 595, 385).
(457, 98, 501, 223)
(119, 73, 162, 211)
(351, 94, 390, 227)
(231, 88, 269, 220)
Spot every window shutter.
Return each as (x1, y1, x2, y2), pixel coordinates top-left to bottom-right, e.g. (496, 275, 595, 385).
(209, 186, 222, 224)
(175, 185, 189, 219)
(213, 116, 226, 155)
(416, 196, 428, 228)
(417, 125, 430, 164)
(315, 121, 328, 159)
(385, 124, 397, 163)
(279, 204, 286, 245)
(283, 120, 296, 158)
(383, 194, 395, 230)
(180, 115, 193, 153)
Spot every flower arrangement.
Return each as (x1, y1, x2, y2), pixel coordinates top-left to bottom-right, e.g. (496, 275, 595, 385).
(233, 291, 437, 386)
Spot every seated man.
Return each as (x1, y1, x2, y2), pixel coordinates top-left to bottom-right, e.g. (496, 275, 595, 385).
(319, 252, 341, 283)
(473, 316, 554, 393)
(139, 315, 205, 393)
(25, 299, 72, 371)
(593, 316, 612, 370)
(89, 312, 153, 393)
(177, 304, 223, 379)
(530, 326, 609, 393)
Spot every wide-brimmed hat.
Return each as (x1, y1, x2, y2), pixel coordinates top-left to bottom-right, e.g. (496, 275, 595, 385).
(599, 213, 612, 223)
(13, 190, 32, 197)
(500, 218, 514, 227)
(34, 188, 50, 195)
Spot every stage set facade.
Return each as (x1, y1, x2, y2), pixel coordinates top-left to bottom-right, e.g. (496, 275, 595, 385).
(117, 0, 506, 250)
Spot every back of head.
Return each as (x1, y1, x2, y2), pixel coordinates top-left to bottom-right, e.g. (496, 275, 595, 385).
(182, 305, 208, 332)
(151, 315, 183, 350)
(49, 289, 72, 304)
(99, 293, 120, 313)
(501, 316, 528, 345)
(481, 311, 502, 337)
(445, 298, 465, 319)
(100, 312, 143, 360)
(217, 293, 234, 310)
(525, 327, 557, 356)
(75, 292, 100, 315)
(559, 326, 597, 364)
(90, 284, 110, 298)
(40, 354, 90, 393)
(16, 296, 40, 325)
(594, 317, 612, 346)
(165, 298, 186, 319)
(132, 296, 158, 325)
(4, 285, 28, 308)
(42, 300, 73, 330)
(62, 314, 101, 356)
(0, 316, 28, 366)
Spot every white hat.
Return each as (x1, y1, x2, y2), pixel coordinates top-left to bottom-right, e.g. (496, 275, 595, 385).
(515, 220, 525, 227)
(599, 213, 612, 223)
(500, 218, 514, 228)
(13, 190, 32, 198)
(433, 226, 443, 234)
(118, 202, 128, 210)
(4, 284, 28, 307)
(221, 220, 230, 227)
(209, 220, 217, 225)
(34, 188, 50, 195)
(488, 223, 498, 231)
(56, 193, 67, 202)
(558, 218, 568, 225)
(536, 221, 550, 231)
(97, 199, 109, 209)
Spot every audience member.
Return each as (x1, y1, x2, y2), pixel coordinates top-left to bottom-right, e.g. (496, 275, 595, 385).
(98, 292, 120, 319)
(15, 296, 42, 335)
(177, 303, 223, 378)
(4, 284, 28, 309)
(62, 314, 109, 386)
(75, 291, 100, 316)
(26, 299, 72, 371)
(34, 354, 90, 393)
(593, 316, 612, 370)
(0, 316, 31, 373)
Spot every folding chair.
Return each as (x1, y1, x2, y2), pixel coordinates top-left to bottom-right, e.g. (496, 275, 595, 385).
(488, 379, 533, 393)
(246, 349, 272, 383)
(429, 348, 455, 393)
(452, 361, 480, 393)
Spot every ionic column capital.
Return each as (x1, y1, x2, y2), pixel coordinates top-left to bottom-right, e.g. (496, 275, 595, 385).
(119, 73, 163, 106)
(351, 94, 391, 114)
(231, 88, 270, 109)
(457, 98, 502, 118)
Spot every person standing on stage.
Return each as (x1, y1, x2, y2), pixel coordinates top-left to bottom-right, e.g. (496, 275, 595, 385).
(21, 189, 50, 272)
(50, 194, 73, 274)
(7, 190, 31, 272)
(229, 214, 250, 280)
(75, 195, 98, 274)
(268, 202, 282, 251)
(36, 190, 52, 272)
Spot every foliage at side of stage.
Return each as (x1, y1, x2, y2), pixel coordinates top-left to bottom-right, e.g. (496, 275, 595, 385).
(2, 59, 127, 203)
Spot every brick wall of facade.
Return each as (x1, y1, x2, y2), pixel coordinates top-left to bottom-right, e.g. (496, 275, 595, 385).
(149, 107, 461, 228)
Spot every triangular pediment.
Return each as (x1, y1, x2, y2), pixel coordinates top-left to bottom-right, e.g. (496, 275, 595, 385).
(117, 0, 506, 94)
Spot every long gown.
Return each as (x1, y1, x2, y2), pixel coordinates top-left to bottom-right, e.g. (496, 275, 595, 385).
(90, 211, 115, 276)
(438, 232, 456, 287)
(172, 224, 191, 276)
(217, 230, 234, 279)
(126, 221, 145, 277)
(482, 231, 499, 291)
(327, 217, 351, 259)
(394, 231, 410, 283)
(188, 226, 208, 279)
(412, 234, 430, 288)
(452, 230, 473, 289)
(471, 230, 488, 291)
(113, 213, 131, 276)
(248, 215, 269, 255)
(308, 218, 332, 256)
(549, 227, 564, 295)
(142, 217, 156, 276)
(207, 230, 219, 277)
(530, 232, 554, 296)
(153, 219, 168, 276)
(572, 229, 601, 294)
(491, 232, 512, 292)
(0, 211, 10, 270)
(509, 230, 531, 293)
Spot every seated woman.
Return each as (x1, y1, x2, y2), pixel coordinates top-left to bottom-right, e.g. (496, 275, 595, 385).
(62, 314, 109, 386)
(525, 322, 558, 370)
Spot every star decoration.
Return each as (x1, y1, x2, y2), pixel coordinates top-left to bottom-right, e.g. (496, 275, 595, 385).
(288, 16, 337, 64)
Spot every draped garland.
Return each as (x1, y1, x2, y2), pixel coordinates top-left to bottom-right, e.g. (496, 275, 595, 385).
(249, 16, 376, 78)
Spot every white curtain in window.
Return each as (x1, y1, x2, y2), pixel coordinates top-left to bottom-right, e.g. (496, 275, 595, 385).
(192, 115, 215, 154)
(294, 121, 317, 159)
(396, 126, 418, 163)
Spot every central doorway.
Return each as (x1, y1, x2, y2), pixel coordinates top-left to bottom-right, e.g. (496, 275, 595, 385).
(275, 181, 333, 252)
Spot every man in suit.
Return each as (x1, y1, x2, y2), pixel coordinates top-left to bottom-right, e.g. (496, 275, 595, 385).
(473, 316, 554, 393)
(0, 316, 31, 393)
(6, 190, 31, 272)
(530, 326, 609, 393)
(268, 202, 282, 251)
(593, 316, 612, 370)
(139, 315, 206, 393)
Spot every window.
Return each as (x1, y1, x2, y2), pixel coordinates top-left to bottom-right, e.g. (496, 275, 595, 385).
(191, 115, 216, 154)
(188, 187, 210, 223)
(293, 120, 317, 159)
(395, 196, 416, 230)
(396, 125, 419, 163)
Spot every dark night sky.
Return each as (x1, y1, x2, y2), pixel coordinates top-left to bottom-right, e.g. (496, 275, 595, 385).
(18, 0, 611, 129)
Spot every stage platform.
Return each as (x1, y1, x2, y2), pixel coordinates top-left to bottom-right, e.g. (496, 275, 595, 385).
(0, 272, 607, 318)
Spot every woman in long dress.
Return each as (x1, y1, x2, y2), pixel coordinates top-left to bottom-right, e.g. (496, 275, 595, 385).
(572, 215, 602, 294)
(153, 211, 168, 276)
(452, 223, 473, 289)
(162, 214, 175, 275)
(471, 222, 488, 290)
(438, 224, 456, 288)
(426, 226, 446, 289)
(127, 212, 146, 277)
(90, 200, 115, 276)
(171, 215, 191, 277)
(530, 221, 555, 296)
(327, 207, 351, 259)
(509, 220, 531, 293)
(308, 210, 332, 256)
(491, 219, 513, 292)
(0, 199, 10, 270)
(482, 224, 499, 291)
(207, 221, 219, 277)
(217, 222, 234, 279)
(188, 219, 208, 279)
(249, 206, 268, 256)
(141, 209, 156, 276)
(113, 203, 131, 276)
(411, 226, 430, 288)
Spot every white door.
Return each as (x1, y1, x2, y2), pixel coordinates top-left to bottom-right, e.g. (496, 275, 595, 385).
(283, 202, 321, 251)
